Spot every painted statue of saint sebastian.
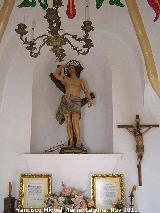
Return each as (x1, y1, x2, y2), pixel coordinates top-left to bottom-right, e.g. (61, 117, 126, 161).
(53, 60, 93, 148)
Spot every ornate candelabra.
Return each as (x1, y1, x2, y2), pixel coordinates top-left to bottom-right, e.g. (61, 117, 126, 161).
(15, 0, 94, 62)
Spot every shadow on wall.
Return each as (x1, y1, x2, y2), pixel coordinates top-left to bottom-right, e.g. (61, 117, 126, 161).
(0, 35, 20, 110)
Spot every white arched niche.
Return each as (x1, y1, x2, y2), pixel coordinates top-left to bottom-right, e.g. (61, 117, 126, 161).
(30, 29, 144, 154)
(30, 31, 114, 154)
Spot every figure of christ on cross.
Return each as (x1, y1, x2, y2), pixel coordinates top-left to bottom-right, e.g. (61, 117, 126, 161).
(118, 115, 159, 186)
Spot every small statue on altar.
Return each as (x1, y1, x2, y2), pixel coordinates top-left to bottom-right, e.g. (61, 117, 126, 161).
(52, 60, 94, 149)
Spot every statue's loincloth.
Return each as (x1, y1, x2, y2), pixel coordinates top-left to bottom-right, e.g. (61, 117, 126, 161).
(136, 144, 144, 155)
(56, 95, 81, 125)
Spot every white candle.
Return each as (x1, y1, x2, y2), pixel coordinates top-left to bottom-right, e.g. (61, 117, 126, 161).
(9, 182, 12, 195)
(85, 0, 90, 21)
(32, 20, 36, 28)
(31, 20, 36, 41)
(23, 14, 25, 24)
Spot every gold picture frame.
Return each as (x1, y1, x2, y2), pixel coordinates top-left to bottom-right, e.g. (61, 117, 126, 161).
(18, 174, 52, 208)
(91, 174, 125, 210)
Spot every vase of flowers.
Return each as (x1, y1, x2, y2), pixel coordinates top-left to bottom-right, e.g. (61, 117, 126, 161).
(45, 184, 95, 212)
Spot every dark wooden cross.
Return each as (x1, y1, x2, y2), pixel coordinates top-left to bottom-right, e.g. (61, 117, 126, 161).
(118, 115, 159, 186)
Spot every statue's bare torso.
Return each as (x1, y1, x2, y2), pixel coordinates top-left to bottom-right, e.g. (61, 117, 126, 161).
(64, 77, 83, 98)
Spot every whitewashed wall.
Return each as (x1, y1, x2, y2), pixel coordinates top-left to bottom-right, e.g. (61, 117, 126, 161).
(111, 1, 160, 212)
(0, 0, 160, 213)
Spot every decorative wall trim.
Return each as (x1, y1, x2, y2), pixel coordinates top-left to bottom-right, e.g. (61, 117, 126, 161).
(0, 0, 15, 42)
(126, 0, 160, 97)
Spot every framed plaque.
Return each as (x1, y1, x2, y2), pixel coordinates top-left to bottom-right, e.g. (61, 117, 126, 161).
(91, 174, 125, 210)
(18, 174, 52, 208)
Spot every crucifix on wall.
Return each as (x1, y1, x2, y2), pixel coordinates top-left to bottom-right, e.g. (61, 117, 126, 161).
(118, 115, 159, 186)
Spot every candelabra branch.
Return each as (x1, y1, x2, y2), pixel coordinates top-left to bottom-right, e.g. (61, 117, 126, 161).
(28, 40, 46, 57)
(16, 25, 49, 58)
(65, 37, 82, 54)
(64, 27, 93, 55)
(34, 34, 48, 42)
(64, 33, 84, 42)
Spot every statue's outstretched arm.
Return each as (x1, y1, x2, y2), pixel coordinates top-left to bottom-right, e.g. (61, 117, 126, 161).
(142, 127, 152, 135)
(126, 127, 135, 136)
(53, 65, 66, 84)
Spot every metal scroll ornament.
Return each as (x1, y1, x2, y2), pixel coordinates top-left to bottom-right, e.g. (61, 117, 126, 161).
(15, 0, 94, 62)
(126, 0, 160, 97)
